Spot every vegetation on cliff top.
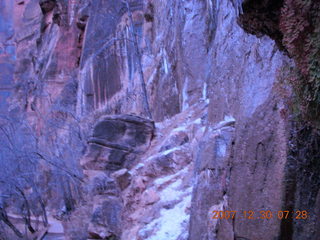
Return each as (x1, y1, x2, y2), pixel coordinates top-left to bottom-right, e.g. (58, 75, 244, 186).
(280, 0, 320, 122)
(240, 0, 320, 124)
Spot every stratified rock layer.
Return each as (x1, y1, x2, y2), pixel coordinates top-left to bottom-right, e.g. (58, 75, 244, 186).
(0, 0, 319, 240)
(80, 114, 154, 239)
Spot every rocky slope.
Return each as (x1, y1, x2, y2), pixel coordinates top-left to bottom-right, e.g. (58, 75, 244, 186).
(0, 0, 319, 239)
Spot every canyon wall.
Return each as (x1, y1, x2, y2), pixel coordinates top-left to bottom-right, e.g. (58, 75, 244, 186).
(0, 0, 15, 114)
(0, 0, 319, 239)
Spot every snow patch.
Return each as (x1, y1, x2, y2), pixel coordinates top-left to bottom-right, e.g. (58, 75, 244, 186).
(139, 195, 191, 240)
(172, 125, 187, 133)
(217, 139, 227, 158)
(139, 173, 192, 239)
(158, 179, 192, 205)
(160, 179, 183, 202)
(193, 118, 202, 125)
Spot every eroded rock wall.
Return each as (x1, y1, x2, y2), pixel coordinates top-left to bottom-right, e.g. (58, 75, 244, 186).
(1, 0, 319, 239)
(0, 0, 15, 114)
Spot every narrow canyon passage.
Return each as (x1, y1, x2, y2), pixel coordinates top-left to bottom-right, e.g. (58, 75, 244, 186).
(0, 0, 319, 240)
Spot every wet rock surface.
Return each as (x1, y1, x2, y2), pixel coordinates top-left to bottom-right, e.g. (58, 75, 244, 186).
(0, 0, 319, 239)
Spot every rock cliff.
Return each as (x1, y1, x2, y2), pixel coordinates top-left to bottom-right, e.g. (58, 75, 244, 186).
(0, 0, 319, 239)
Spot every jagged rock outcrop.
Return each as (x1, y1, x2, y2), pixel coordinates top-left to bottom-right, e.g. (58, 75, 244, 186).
(79, 114, 154, 239)
(0, 0, 319, 239)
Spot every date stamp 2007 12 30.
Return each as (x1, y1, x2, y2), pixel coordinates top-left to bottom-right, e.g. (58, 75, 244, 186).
(211, 210, 308, 220)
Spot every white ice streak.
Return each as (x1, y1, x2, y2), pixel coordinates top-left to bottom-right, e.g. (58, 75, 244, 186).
(202, 82, 208, 100)
(161, 146, 181, 157)
(161, 48, 169, 74)
(129, 163, 145, 173)
(172, 117, 201, 133)
(182, 78, 189, 110)
(154, 167, 189, 186)
(213, 115, 236, 130)
(144, 145, 182, 163)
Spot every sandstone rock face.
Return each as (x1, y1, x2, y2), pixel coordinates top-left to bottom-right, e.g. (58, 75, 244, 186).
(0, 0, 15, 114)
(1, 0, 319, 240)
(81, 115, 154, 171)
(79, 114, 154, 239)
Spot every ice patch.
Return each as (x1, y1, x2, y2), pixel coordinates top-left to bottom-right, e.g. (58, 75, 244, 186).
(202, 82, 207, 100)
(161, 48, 169, 74)
(163, 57, 169, 74)
(182, 79, 189, 110)
(68, 0, 76, 25)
